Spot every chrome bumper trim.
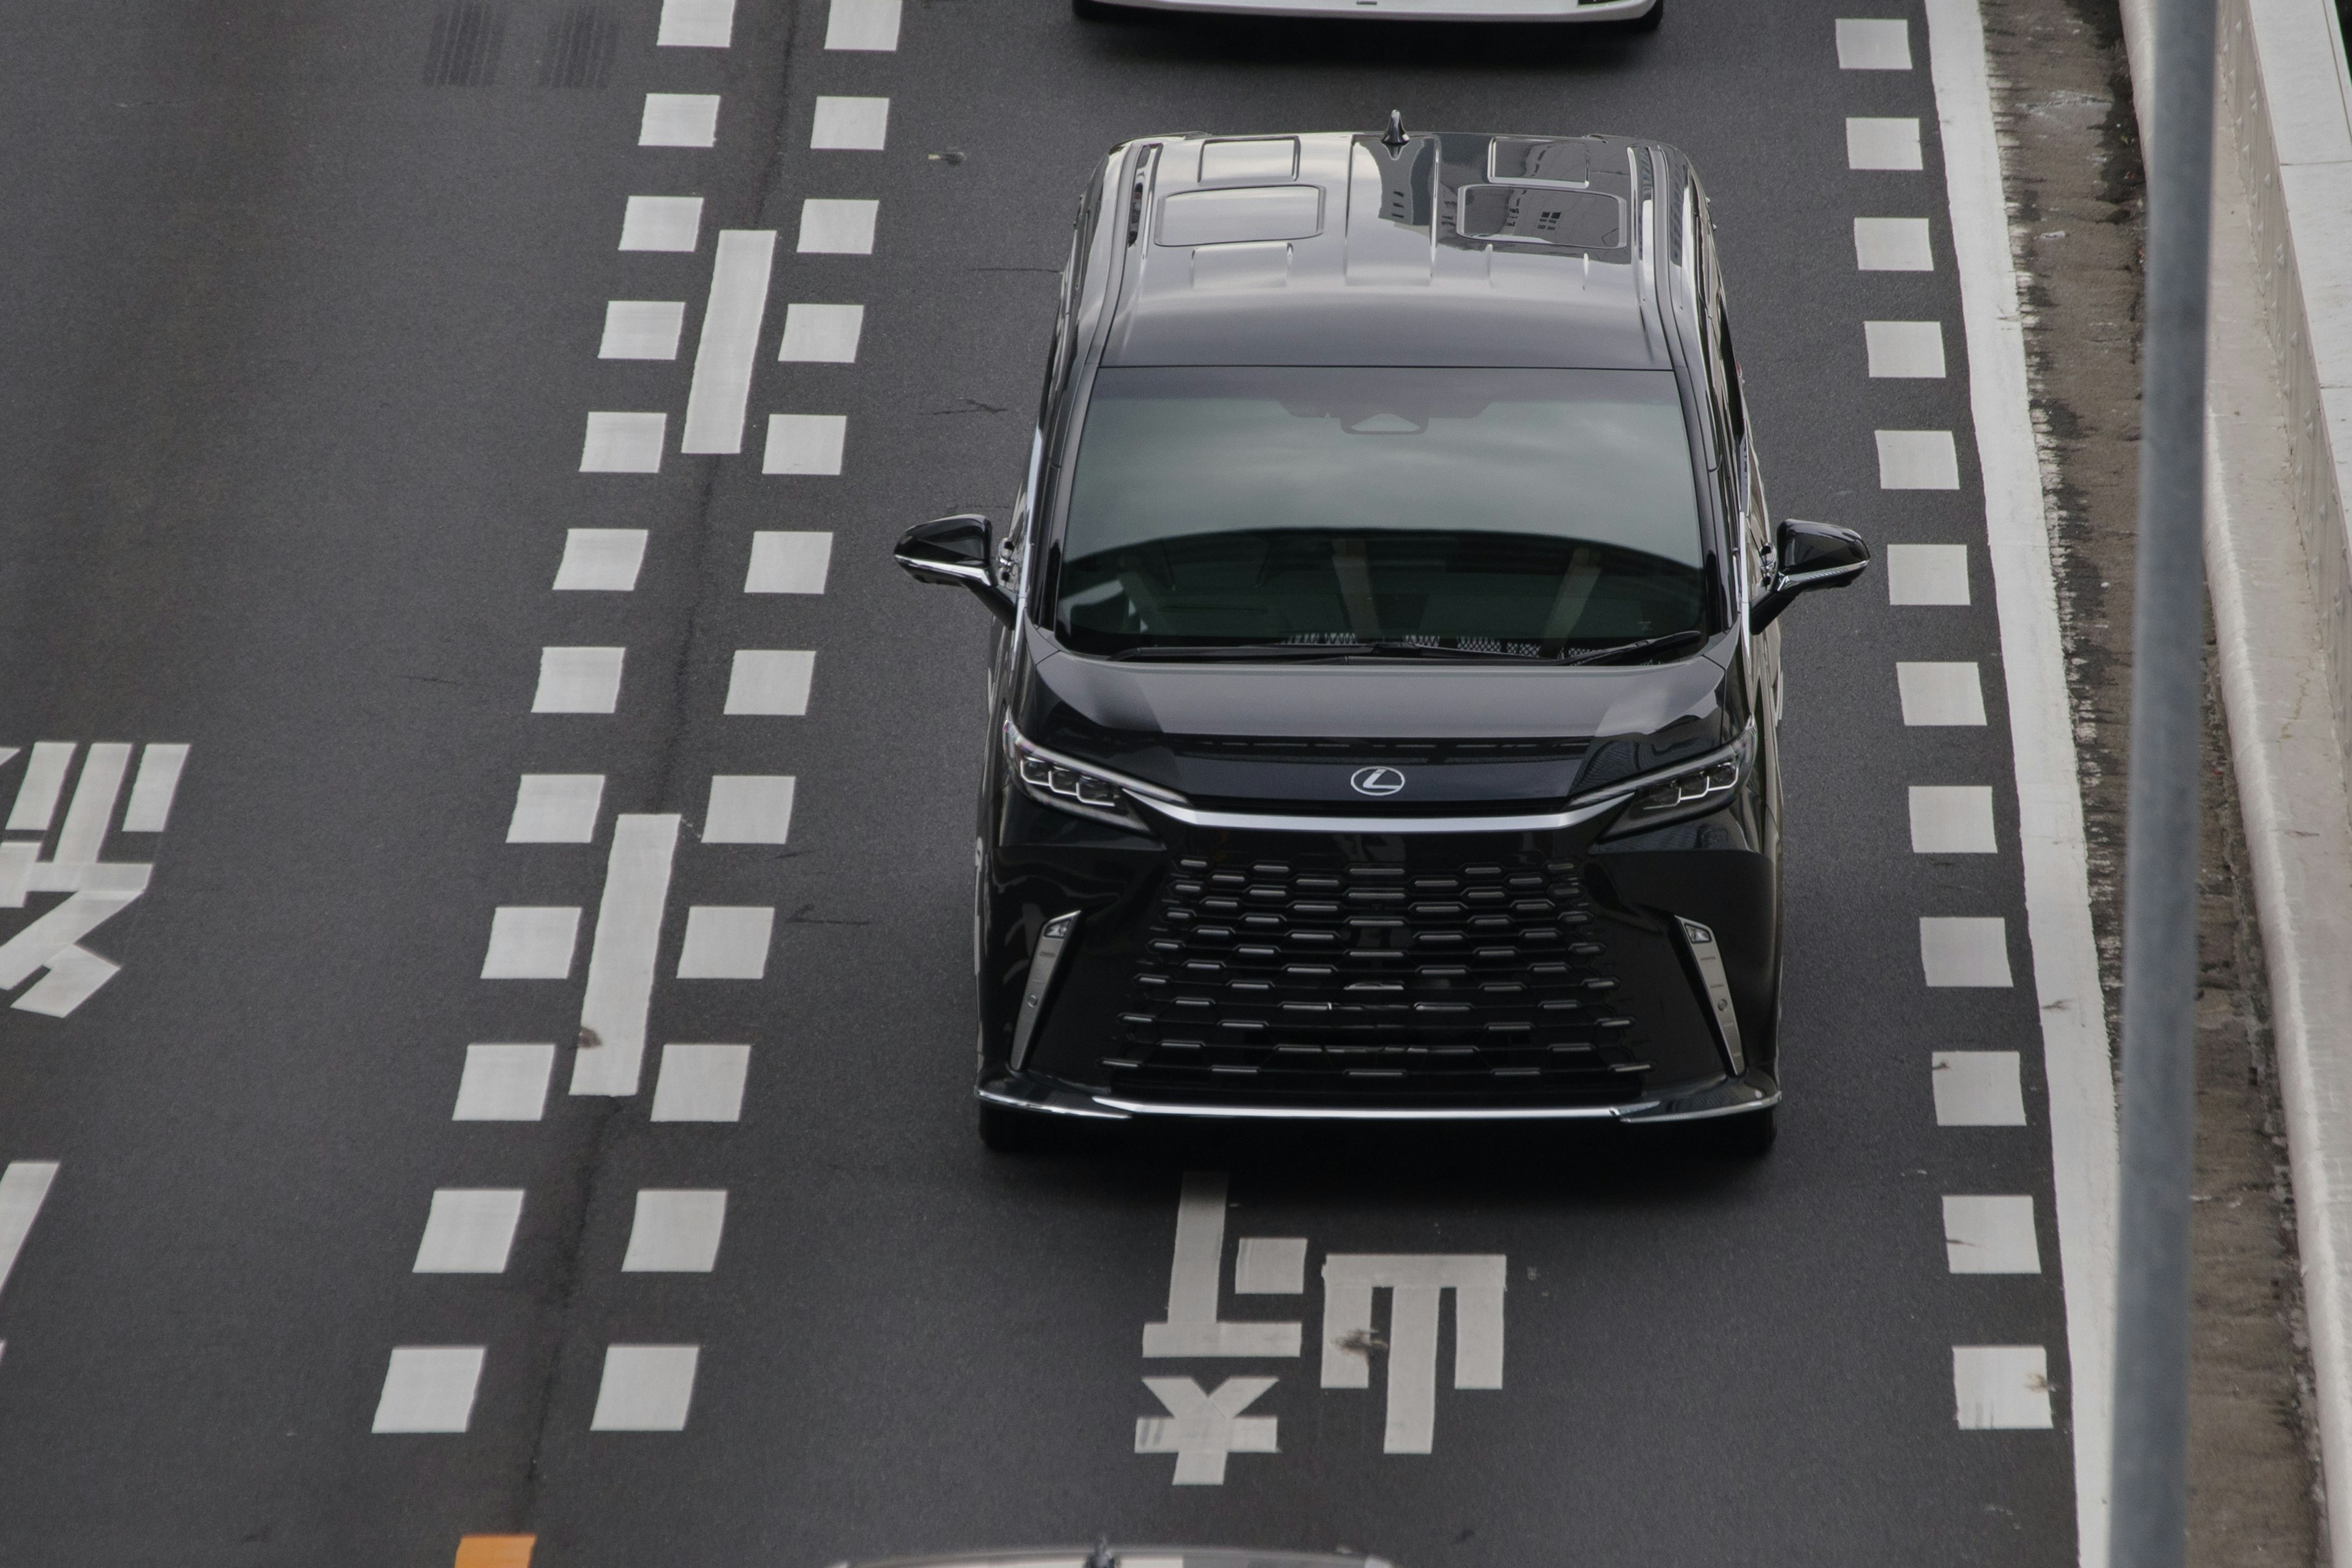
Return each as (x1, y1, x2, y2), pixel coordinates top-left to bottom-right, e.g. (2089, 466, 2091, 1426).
(1133, 793, 1629, 837)
(1089, 1094, 1659, 1121)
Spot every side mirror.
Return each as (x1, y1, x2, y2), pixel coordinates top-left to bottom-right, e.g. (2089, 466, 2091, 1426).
(895, 514, 1015, 626)
(1750, 519, 1869, 633)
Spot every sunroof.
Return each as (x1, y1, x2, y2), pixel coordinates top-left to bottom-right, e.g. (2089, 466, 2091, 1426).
(1490, 137, 1594, 186)
(1457, 184, 1623, 249)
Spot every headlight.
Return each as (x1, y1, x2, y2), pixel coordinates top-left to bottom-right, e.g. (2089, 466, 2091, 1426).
(1590, 725, 1754, 839)
(1003, 719, 1161, 833)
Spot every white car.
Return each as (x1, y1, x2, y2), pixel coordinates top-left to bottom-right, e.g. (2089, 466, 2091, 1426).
(1074, 0, 1661, 23)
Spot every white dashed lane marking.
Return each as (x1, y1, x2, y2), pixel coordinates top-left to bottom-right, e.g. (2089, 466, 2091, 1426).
(702, 775, 796, 844)
(676, 906, 773, 980)
(778, 303, 864, 363)
(619, 195, 703, 252)
(1896, 661, 1987, 726)
(413, 1189, 526, 1274)
(724, 650, 816, 716)
(797, 198, 879, 255)
(1919, 916, 2015, 988)
(1943, 1195, 2042, 1273)
(657, 0, 737, 47)
(507, 774, 605, 843)
(622, 1190, 728, 1272)
(682, 230, 777, 456)
(532, 647, 625, 714)
(590, 1344, 700, 1431)
(745, 530, 833, 593)
(1952, 1345, 2054, 1429)
(811, 96, 890, 151)
(763, 413, 847, 475)
(1864, 320, 1946, 377)
(1908, 785, 1997, 853)
(579, 412, 666, 473)
(481, 908, 581, 980)
(1853, 216, 1934, 271)
(1874, 428, 1960, 489)
(373, 1346, 485, 1434)
(825, 0, 902, 50)
(1932, 1051, 2029, 1126)
(1887, 542, 1970, 605)
(573, 814, 681, 1096)
(453, 1044, 556, 1121)
(553, 529, 647, 592)
(1845, 117, 1924, 171)
(599, 301, 685, 361)
(650, 1044, 750, 1122)
(1836, 16, 1912, 69)
(639, 92, 720, 149)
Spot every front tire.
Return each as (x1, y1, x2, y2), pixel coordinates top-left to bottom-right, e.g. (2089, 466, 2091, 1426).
(1625, 0, 1664, 31)
(978, 1099, 1055, 1153)
(1709, 1105, 1777, 1158)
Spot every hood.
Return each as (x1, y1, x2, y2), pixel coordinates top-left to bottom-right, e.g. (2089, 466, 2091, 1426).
(1013, 627, 1743, 810)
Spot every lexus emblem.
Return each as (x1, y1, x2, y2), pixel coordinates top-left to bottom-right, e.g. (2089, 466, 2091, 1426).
(1350, 766, 1407, 797)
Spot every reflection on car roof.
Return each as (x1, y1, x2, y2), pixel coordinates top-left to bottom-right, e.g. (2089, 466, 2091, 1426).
(1107, 130, 1672, 373)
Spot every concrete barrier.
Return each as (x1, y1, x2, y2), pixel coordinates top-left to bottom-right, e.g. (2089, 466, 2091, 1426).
(2114, 1, 2352, 1559)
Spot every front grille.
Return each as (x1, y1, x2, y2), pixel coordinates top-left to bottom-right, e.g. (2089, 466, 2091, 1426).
(1106, 851, 1651, 1103)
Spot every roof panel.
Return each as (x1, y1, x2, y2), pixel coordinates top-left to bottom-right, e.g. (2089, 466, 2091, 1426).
(1107, 130, 1669, 371)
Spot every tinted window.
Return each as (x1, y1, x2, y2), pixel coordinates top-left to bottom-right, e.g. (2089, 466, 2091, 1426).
(1054, 366, 1706, 655)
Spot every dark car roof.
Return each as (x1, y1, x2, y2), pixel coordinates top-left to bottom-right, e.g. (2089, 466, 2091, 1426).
(1104, 130, 1673, 371)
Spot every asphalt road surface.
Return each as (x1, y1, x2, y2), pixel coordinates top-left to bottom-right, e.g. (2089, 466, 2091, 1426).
(0, 1, 2102, 1563)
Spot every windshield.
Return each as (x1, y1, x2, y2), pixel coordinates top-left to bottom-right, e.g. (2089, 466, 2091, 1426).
(1052, 366, 1709, 657)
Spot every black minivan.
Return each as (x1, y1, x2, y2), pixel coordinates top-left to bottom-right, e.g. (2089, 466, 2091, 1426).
(895, 124, 1866, 1152)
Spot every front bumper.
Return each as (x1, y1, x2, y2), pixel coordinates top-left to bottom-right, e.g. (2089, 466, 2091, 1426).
(978, 1061, 1780, 1124)
(981, 792, 1779, 1120)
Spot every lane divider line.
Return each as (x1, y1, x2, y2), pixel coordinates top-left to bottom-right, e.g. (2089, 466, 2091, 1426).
(589, 1344, 699, 1431)
(553, 529, 647, 593)
(1932, 1050, 2030, 1126)
(681, 230, 777, 455)
(824, 0, 902, 51)
(372, 1346, 485, 1434)
(453, 1044, 556, 1121)
(618, 196, 703, 253)
(650, 1044, 749, 1122)
(639, 92, 720, 149)
(656, 0, 736, 48)
(745, 531, 833, 594)
(573, 814, 682, 1096)
(778, 303, 864, 363)
(1953, 1344, 2055, 1428)
(1836, 16, 1913, 70)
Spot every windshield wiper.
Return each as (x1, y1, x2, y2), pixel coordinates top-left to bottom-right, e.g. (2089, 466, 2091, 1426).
(1110, 641, 1558, 663)
(1561, 630, 1708, 666)
(1349, 641, 1556, 662)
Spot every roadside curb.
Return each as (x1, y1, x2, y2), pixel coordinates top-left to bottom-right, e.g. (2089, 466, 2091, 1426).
(2115, 1, 2352, 1561)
